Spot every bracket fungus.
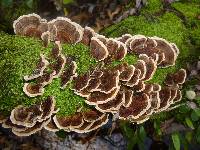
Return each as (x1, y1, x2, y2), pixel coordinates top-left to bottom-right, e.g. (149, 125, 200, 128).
(53, 109, 109, 133)
(13, 13, 48, 38)
(0, 13, 188, 136)
(2, 97, 56, 136)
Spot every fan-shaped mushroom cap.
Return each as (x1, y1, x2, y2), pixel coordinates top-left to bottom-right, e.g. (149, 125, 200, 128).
(24, 54, 49, 81)
(82, 78, 101, 92)
(134, 60, 147, 80)
(155, 87, 172, 112)
(95, 34, 108, 45)
(151, 37, 177, 67)
(133, 80, 145, 92)
(114, 43, 127, 61)
(128, 35, 178, 67)
(106, 38, 120, 55)
(48, 17, 83, 43)
(127, 35, 147, 51)
(44, 116, 59, 132)
(116, 34, 132, 43)
(72, 113, 109, 133)
(9, 106, 29, 127)
(96, 70, 120, 94)
(13, 13, 48, 38)
(41, 31, 50, 47)
(123, 89, 133, 107)
(173, 89, 182, 103)
(81, 26, 96, 46)
(143, 83, 154, 94)
(119, 65, 135, 81)
(10, 105, 42, 127)
(72, 112, 107, 133)
(12, 118, 51, 137)
(2, 118, 28, 132)
(150, 91, 161, 110)
(23, 83, 44, 97)
(86, 86, 120, 105)
(85, 114, 109, 132)
(119, 93, 151, 120)
(165, 69, 187, 86)
(53, 115, 71, 131)
(90, 37, 109, 61)
(73, 72, 90, 91)
(10, 96, 55, 129)
(53, 110, 109, 133)
(131, 84, 162, 122)
(156, 52, 165, 65)
(38, 96, 56, 122)
(125, 69, 141, 87)
(82, 110, 104, 122)
(169, 88, 178, 105)
(60, 61, 77, 89)
(139, 54, 157, 81)
(53, 113, 84, 131)
(95, 91, 125, 113)
(128, 35, 156, 55)
(50, 54, 66, 78)
(74, 89, 91, 98)
(36, 70, 56, 86)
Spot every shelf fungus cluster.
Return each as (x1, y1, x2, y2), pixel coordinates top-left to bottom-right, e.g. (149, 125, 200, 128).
(51, 109, 109, 133)
(0, 13, 187, 136)
(2, 97, 57, 136)
(73, 58, 186, 124)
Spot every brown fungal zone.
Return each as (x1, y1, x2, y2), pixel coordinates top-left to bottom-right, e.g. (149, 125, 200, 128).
(13, 13, 48, 38)
(2, 97, 56, 136)
(81, 26, 96, 46)
(125, 35, 179, 68)
(164, 69, 187, 86)
(53, 109, 109, 133)
(6, 13, 187, 137)
(48, 17, 83, 44)
(72, 55, 186, 124)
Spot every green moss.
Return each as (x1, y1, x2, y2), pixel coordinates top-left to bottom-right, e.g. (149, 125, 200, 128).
(0, 32, 95, 116)
(172, 2, 200, 46)
(172, 2, 200, 21)
(142, 0, 162, 14)
(62, 43, 97, 75)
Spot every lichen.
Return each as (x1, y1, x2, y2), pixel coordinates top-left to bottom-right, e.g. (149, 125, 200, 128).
(141, 0, 162, 14)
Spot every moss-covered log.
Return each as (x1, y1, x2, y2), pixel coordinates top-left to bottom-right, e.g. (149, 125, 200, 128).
(0, 0, 200, 120)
